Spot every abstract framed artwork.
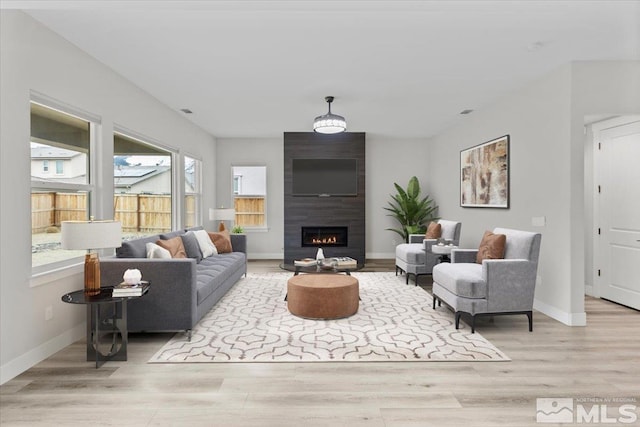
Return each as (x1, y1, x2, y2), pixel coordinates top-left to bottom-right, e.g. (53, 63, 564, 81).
(460, 135, 510, 208)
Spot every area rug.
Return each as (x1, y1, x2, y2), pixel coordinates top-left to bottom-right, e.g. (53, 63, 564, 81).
(148, 272, 509, 363)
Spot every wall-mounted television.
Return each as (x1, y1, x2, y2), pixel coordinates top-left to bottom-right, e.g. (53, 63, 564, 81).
(292, 158, 358, 196)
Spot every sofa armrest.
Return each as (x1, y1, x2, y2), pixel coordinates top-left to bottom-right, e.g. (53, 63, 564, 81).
(230, 233, 247, 254)
(408, 234, 425, 244)
(482, 259, 538, 311)
(451, 249, 477, 263)
(100, 257, 198, 330)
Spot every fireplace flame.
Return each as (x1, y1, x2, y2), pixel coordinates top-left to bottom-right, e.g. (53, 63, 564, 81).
(312, 236, 337, 244)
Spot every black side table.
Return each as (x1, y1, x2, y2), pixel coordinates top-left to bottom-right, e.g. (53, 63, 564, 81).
(61, 287, 148, 368)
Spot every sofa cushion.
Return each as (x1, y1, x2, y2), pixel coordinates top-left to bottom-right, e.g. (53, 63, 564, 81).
(156, 236, 187, 258)
(181, 231, 203, 263)
(159, 230, 186, 240)
(146, 242, 172, 259)
(476, 230, 506, 264)
(432, 262, 486, 299)
(193, 229, 217, 258)
(395, 243, 425, 264)
(208, 230, 233, 254)
(117, 234, 160, 258)
(196, 252, 246, 303)
(425, 222, 442, 239)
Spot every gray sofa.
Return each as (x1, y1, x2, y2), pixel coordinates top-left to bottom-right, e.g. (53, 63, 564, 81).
(100, 227, 247, 339)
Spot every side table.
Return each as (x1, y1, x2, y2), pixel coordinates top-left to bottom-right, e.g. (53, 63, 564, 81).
(61, 286, 148, 368)
(431, 244, 458, 263)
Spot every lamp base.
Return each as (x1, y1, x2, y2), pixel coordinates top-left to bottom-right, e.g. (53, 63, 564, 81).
(218, 221, 226, 232)
(84, 253, 101, 296)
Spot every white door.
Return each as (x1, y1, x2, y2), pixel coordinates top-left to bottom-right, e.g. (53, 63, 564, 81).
(597, 118, 640, 310)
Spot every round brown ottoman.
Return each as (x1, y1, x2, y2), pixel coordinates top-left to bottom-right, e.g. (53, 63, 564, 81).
(287, 274, 359, 320)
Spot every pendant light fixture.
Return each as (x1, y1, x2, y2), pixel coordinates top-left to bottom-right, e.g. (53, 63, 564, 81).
(313, 96, 346, 134)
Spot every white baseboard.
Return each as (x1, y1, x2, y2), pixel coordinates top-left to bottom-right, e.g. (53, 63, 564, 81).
(0, 323, 85, 385)
(533, 299, 587, 326)
(585, 284, 595, 297)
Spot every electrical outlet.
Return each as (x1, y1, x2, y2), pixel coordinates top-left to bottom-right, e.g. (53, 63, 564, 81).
(45, 306, 53, 321)
(532, 216, 546, 227)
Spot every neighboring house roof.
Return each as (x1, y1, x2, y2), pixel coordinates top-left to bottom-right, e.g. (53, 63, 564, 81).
(31, 175, 87, 184)
(31, 146, 82, 159)
(114, 165, 170, 188)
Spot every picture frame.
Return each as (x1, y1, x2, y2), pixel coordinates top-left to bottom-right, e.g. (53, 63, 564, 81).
(460, 135, 510, 208)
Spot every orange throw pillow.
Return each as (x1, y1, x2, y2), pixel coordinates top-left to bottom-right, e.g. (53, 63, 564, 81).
(208, 230, 233, 254)
(425, 222, 442, 239)
(156, 236, 187, 258)
(476, 231, 506, 264)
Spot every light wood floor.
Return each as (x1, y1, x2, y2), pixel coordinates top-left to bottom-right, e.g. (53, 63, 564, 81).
(1, 260, 638, 426)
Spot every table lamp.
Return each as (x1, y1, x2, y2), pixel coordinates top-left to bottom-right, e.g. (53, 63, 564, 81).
(209, 207, 236, 232)
(61, 219, 122, 296)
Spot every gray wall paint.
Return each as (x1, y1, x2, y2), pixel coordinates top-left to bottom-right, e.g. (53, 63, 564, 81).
(428, 61, 640, 326)
(215, 138, 285, 258)
(0, 11, 216, 383)
(216, 136, 431, 260)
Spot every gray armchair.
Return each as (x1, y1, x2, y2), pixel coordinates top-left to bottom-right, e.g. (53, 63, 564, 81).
(395, 220, 462, 285)
(432, 228, 542, 333)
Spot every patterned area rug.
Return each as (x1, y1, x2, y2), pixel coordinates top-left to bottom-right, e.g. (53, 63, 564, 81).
(148, 272, 509, 363)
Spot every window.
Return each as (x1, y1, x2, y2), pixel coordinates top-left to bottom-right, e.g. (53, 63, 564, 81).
(30, 101, 93, 271)
(184, 155, 202, 228)
(232, 165, 266, 229)
(113, 132, 173, 238)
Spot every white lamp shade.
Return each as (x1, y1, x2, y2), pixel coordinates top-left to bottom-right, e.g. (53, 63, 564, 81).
(209, 208, 236, 221)
(61, 220, 122, 250)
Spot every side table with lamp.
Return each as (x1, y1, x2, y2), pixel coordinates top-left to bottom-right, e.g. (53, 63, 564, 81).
(60, 219, 144, 368)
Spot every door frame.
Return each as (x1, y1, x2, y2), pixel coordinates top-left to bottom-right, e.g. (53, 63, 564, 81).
(591, 115, 640, 299)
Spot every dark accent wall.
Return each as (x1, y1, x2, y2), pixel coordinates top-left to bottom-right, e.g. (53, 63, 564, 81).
(284, 132, 366, 264)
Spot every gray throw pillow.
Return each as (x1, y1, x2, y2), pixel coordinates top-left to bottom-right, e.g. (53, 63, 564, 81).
(181, 231, 203, 263)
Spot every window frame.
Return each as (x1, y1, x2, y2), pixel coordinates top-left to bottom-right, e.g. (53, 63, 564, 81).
(30, 96, 99, 277)
(184, 154, 202, 228)
(231, 164, 268, 231)
(113, 127, 179, 234)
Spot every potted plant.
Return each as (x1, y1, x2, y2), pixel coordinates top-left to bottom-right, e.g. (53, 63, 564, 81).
(231, 225, 245, 234)
(384, 176, 438, 243)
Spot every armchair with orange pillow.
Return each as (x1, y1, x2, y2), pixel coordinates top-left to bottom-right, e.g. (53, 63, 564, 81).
(395, 219, 462, 285)
(432, 228, 542, 333)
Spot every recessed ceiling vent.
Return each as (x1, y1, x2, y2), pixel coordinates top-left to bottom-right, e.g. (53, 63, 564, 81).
(180, 108, 193, 114)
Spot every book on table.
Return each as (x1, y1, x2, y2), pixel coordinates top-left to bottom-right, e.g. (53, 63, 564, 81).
(334, 257, 357, 267)
(294, 258, 318, 267)
(112, 281, 150, 297)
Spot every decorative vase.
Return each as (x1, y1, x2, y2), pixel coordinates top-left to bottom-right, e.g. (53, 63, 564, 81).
(123, 268, 142, 285)
(316, 248, 325, 263)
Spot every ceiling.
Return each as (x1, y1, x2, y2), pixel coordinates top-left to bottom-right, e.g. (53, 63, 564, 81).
(6, 1, 640, 138)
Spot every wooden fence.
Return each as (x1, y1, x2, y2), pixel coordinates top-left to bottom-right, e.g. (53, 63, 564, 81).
(234, 196, 265, 227)
(32, 192, 172, 233)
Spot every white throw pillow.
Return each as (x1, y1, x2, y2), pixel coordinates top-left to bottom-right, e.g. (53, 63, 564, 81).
(193, 229, 217, 258)
(146, 242, 172, 259)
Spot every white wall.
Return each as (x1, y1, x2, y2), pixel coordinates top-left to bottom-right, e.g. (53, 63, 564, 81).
(216, 136, 432, 260)
(0, 11, 217, 384)
(216, 138, 285, 258)
(427, 61, 640, 326)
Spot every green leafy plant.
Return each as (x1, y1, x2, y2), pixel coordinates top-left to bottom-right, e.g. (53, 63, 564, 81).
(231, 225, 245, 234)
(384, 176, 438, 243)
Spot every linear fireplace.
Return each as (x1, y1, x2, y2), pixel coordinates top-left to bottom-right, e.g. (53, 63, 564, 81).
(284, 132, 365, 265)
(301, 226, 348, 247)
